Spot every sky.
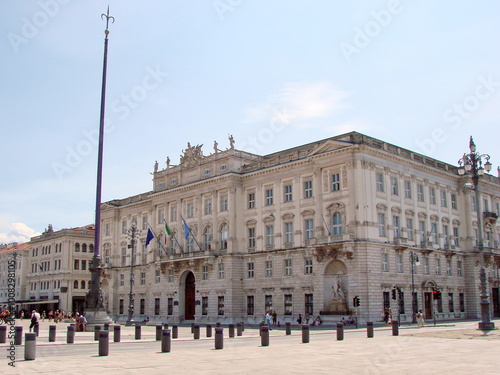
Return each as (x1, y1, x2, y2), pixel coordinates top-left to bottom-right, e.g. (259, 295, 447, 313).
(1, 0, 500, 244)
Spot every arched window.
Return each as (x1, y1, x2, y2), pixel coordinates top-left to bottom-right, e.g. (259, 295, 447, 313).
(332, 212, 343, 235)
(81, 281, 86, 289)
(82, 244, 87, 252)
(73, 280, 78, 289)
(219, 223, 229, 250)
(203, 226, 213, 251)
(75, 243, 80, 252)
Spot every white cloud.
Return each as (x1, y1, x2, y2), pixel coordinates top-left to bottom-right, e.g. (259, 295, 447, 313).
(244, 81, 351, 127)
(0, 222, 40, 244)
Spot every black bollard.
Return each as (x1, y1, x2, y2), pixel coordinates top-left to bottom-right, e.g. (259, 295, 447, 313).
(228, 324, 235, 338)
(216, 322, 221, 327)
(237, 322, 243, 336)
(14, 326, 23, 345)
(392, 320, 399, 336)
(367, 321, 374, 338)
(337, 323, 344, 341)
(206, 324, 212, 338)
(285, 322, 291, 335)
(261, 325, 269, 347)
(94, 325, 102, 341)
(0, 326, 7, 344)
(161, 329, 171, 353)
(113, 325, 121, 342)
(156, 325, 163, 341)
(302, 324, 310, 343)
(193, 324, 200, 339)
(214, 327, 223, 349)
(49, 325, 56, 342)
(172, 324, 178, 339)
(104, 323, 110, 331)
(135, 324, 141, 340)
(98, 330, 109, 356)
(24, 332, 36, 360)
(67, 326, 75, 344)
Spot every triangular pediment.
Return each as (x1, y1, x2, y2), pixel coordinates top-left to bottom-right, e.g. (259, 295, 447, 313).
(307, 139, 353, 157)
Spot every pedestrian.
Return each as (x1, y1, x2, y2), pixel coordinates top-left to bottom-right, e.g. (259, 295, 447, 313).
(29, 310, 40, 332)
(272, 310, 277, 327)
(78, 315, 87, 332)
(297, 313, 303, 325)
(416, 309, 425, 327)
(265, 311, 273, 330)
(383, 308, 390, 327)
(305, 312, 310, 325)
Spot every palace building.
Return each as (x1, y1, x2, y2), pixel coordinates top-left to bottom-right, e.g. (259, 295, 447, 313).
(100, 132, 500, 324)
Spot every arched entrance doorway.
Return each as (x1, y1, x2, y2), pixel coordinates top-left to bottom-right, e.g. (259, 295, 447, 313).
(323, 260, 349, 314)
(183, 271, 196, 320)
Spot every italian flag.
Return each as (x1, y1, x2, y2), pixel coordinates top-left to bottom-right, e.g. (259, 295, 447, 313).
(164, 222, 172, 244)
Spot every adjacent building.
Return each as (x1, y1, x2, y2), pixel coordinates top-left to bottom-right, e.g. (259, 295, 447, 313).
(0, 243, 29, 312)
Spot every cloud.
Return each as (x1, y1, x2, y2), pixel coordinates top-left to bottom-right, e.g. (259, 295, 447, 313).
(244, 81, 351, 127)
(0, 222, 40, 244)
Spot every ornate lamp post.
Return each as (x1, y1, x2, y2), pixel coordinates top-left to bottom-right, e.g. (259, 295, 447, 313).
(410, 251, 420, 324)
(457, 136, 495, 330)
(126, 223, 141, 326)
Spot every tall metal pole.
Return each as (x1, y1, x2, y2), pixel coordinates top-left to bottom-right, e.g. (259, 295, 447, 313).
(411, 252, 416, 324)
(86, 8, 115, 319)
(126, 224, 139, 326)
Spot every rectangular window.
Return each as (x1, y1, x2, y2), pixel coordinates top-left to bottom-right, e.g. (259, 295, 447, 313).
(158, 209, 164, 225)
(378, 213, 386, 237)
(407, 218, 414, 241)
(443, 225, 449, 246)
(305, 294, 313, 315)
(140, 272, 146, 285)
(204, 198, 212, 215)
(202, 265, 209, 280)
(220, 195, 228, 211)
(447, 259, 452, 276)
(436, 257, 441, 275)
(399, 292, 405, 314)
(429, 187, 436, 205)
(451, 194, 457, 209)
(218, 263, 225, 279)
(471, 196, 477, 211)
(393, 216, 400, 238)
(81, 260, 87, 271)
(187, 202, 194, 218)
(248, 192, 255, 209)
(265, 225, 274, 246)
(305, 258, 313, 275)
(459, 293, 465, 312)
(457, 260, 463, 276)
(383, 291, 390, 310)
(265, 260, 273, 277)
(448, 293, 454, 312)
(423, 256, 430, 274)
(74, 260, 79, 270)
(247, 262, 254, 278)
(218, 296, 225, 316)
(417, 184, 424, 202)
(170, 206, 177, 222)
(122, 220, 127, 234)
(167, 298, 173, 315)
(391, 177, 399, 195)
(419, 221, 426, 243)
(441, 190, 448, 207)
(381, 253, 389, 272)
(140, 298, 145, 315)
(265, 295, 273, 311)
(119, 299, 124, 315)
(247, 295, 254, 315)
(284, 294, 293, 315)
(404, 180, 412, 199)
(284, 184, 293, 202)
(284, 258, 293, 276)
(331, 173, 340, 191)
(396, 253, 403, 273)
(155, 269, 160, 283)
(284, 222, 293, 244)
(121, 248, 127, 266)
(248, 227, 256, 248)
(305, 219, 314, 241)
(430, 222, 438, 243)
(142, 215, 148, 230)
(202, 296, 208, 315)
(154, 298, 160, 315)
(304, 180, 313, 198)
(120, 274, 124, 286)
(437, 296, 443, 313)
(376, 173, 384, 192)
(265, 188, 273, 206)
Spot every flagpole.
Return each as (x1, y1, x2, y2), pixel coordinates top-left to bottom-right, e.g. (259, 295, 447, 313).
(182, 216, 203, 252)
(147, 224, 168, 256)
(164, 219, 184, 253)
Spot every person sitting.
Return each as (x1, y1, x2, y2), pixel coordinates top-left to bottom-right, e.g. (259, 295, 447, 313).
(313, 316, 322, 326)
(77, 315, 87, 332)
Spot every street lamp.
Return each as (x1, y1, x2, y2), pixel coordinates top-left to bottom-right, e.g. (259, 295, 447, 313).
(126, 222, 141, 326)
(410, 251, 420, 324)
(457, 136, 495, 330)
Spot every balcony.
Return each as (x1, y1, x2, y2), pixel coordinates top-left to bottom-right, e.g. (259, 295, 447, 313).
(483, 211, 498, 223)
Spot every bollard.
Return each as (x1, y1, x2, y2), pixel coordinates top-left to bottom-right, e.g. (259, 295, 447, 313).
(0, 326, 7, 344)
(302, 325, 310, 344)
(104, 323, 110, 331)
(113, 325, 121, 342)
(206, 324, 212, 338)
(367, 321, 374, 338)
(214, 327, 223, 350)
(156, 325, 163, 341)
(163, 323, 169, 330)
(48, 325, 56, 342)
(285, 322, 291, 335)
(337, 323, 344, 341)
(14, 326, 23, 345)
(216, 322, 221, 327)
(237, 322, 243, 336)
(161, 329, 171, 353)
(135, 324, 141, 340)
(392, 320, 399, 336)
(261, 325, 269, 347)
(193, 324, 200, 339)
(259, 322, 263, 336)
(94, 325, 102, 341)
(24, 332, 36, 361)
(34, 323, 39, 337)
(228, 324, 235, 338)
(67, 326, 75, 344)
(98, 330, 109, 356)
(172, 324, 178, 339)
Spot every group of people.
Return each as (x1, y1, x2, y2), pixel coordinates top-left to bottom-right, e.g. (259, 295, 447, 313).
(340, 316, 357, 326)
(296, 313, 323, 326)
(0, 309, 11, 323)
(383, 308, 425, 327)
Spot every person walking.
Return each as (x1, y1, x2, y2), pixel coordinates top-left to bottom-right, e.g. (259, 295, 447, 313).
(272, 311, 277, 327)
(416, 309, 425, 327)
(383, 308, 390, 327)
(29, 310, 40, 332)
(297, 313, 303, 325)
(265, 311, 273, 330)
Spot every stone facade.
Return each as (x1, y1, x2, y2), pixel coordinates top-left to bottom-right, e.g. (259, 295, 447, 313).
(100, 132, 500, 324)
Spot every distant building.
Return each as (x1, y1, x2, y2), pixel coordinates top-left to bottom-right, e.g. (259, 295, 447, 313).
(24, 224, 95, 314)
(100, 132, 500, 324)
(0, 242, 29, 312)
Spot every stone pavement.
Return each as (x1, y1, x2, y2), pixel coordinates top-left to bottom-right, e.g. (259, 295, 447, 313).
(1, 318, 498, 374)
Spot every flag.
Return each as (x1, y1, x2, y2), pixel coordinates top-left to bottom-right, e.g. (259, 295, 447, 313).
(182, 217, 190, 241)
(145, 228, 154, 247)
(164, 222, 172, 244)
